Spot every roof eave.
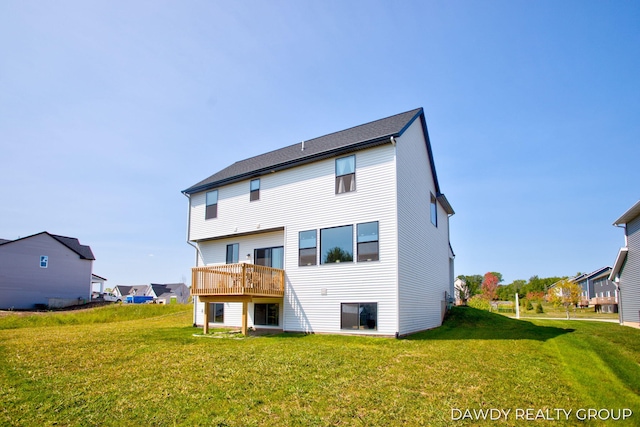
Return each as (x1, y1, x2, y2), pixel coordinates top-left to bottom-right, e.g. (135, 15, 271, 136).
(437, 193, 455, 216)
(613, 200, 640, 225)
(609, 247, 628, 281)
(182, 135, 398, 195)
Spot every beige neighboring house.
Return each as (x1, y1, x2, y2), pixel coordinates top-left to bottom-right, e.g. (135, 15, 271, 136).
(0, 232, 95, 309)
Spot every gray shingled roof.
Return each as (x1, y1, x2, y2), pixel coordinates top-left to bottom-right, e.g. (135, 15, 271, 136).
(0, 232, 95, 260)
(50, 234, 95, 260)
(183, 108, 424, 194)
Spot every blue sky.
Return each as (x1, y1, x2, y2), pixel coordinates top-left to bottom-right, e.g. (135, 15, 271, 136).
(1, 1, 638, 286)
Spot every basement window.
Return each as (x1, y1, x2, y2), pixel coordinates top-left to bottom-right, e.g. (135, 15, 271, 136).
(341, 303, 377, 330)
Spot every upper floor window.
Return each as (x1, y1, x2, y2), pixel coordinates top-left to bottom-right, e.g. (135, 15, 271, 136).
(321, 225, 353, 264)
(40, 255, 48, 268)
(430, 193, 437, 227)
(250, 179, 260, 201)
(299, 230, 317, 266)
(335, 155, 355, 194)
(206, 190, 218, 219)
(226, 243, 239, 264)
(357, 221, 379, 262)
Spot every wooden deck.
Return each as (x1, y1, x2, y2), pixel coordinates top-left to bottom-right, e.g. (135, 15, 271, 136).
(191, 263, 284, 298)
(191, 263, 285, 336)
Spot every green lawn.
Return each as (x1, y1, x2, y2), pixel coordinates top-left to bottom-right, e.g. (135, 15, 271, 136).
(503, 302, 620, 320)
(0, 305, 638, 426)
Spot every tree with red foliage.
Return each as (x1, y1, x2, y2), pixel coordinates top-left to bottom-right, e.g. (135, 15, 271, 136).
(481, 272, 499, 301)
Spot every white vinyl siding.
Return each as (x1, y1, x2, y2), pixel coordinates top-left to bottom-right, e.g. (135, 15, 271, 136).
(190, 144, 399, 335)
(620, 215, 640, 326)
(395, 119, 451, 335)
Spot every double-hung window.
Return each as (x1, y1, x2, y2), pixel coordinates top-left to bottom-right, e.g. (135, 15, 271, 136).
(320, 225, 353, 264)
(299, 230, 317, 266)
(357, 221, 379, 262)
(335, 155, 355, 194)
(206, 190, 218, 219)
(430, 193, 438, 227)
(226, 243, 239, 264)
(250, 179, 260, 201)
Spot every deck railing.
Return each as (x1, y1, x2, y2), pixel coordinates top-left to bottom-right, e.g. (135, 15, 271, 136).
(191, 263, 285, 297)
(590, 296, 616, 305)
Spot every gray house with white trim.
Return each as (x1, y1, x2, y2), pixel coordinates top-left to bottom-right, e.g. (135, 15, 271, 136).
(610, 200, 640, 328)
(0, 232, 95, 309)
(183, 108, 455, 337)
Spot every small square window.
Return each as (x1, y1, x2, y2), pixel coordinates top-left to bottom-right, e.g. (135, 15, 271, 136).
(335, 155, 355, 194)
(206, 190, 218, 219)
(250, 179, 260, 201)
(40, 256, 48, 268)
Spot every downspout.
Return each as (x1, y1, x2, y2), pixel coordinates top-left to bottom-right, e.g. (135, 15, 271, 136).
(613, 223, 626, 325)
(183, 192, 202, 327)
(391, 135, 400, 338)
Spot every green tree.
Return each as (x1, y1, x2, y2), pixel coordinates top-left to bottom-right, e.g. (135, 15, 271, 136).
(547, 279, 582, 320)
(324, 247, 353, 263)
(456, 275, 483, 299)
(535, 302, 544, 313)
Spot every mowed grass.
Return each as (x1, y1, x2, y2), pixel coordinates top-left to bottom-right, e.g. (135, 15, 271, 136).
(0, 305, 639, 426)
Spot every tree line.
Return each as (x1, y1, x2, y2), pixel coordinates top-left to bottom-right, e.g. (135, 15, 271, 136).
(456, 273, 567, 303)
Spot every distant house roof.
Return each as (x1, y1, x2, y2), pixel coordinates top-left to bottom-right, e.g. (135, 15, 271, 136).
(0, 232, 95, 260)
(585, 266, 612, 281)
(114, 285, 149, 296)
(183, 108, 449, 207)
(613, 200, 640, 226)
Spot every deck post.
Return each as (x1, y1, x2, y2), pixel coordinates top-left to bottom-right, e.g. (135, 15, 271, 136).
(241, 300, 248, 336)
(203, 301, 209, 334)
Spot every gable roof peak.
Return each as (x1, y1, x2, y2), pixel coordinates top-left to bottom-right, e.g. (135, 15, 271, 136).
(183, 108, 425, 194)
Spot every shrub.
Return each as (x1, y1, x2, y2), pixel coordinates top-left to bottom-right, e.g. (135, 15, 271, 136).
(536, 302, 544, 313)
(467, 295, 491, 311)
(526, 300, 534, 311)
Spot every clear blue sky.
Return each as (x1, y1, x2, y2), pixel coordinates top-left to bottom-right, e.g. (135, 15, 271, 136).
(1, 1, 638, 286)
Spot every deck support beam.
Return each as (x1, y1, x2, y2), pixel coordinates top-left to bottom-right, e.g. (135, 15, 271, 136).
(203, 300, 209, 334)
(241, 301, 248, 336)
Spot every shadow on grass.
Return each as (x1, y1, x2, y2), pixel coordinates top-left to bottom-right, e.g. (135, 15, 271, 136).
(408, 306, 574, 341)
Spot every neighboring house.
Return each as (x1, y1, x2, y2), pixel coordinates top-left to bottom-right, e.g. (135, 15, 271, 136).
(113, 285, 150, 299)
(182, 108, 455, 337)
(571, 268, 617, 312)
(610, 200, 640, 328)
(148, 283, 190, 304)
(454, 277, 467, 305)
(0, 232, 95, 309)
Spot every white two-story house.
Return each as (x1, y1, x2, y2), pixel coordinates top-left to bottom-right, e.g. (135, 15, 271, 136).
(182, 108, 455, 337)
